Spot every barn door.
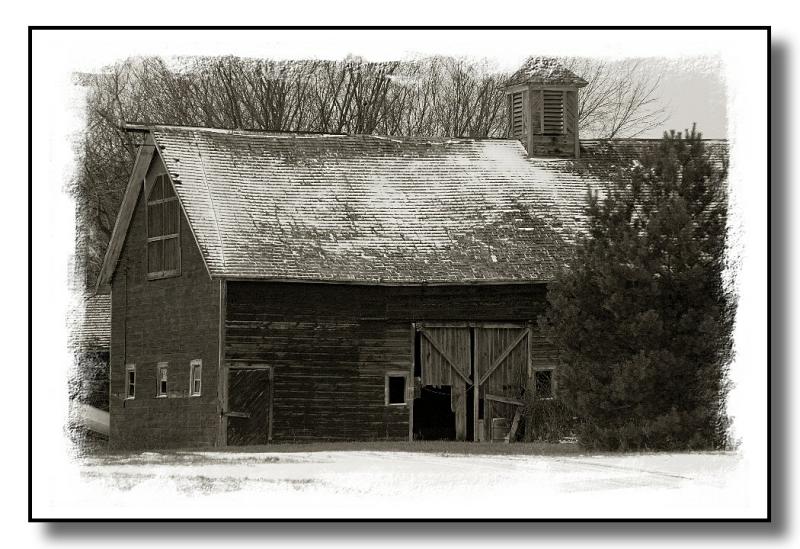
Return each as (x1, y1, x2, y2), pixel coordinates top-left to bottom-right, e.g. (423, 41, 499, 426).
(418, 327, 471, 440)
(226, 367, 272, 446)
(474, 327, 529, 442)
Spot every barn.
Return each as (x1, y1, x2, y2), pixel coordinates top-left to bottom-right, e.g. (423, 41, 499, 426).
(95, 59, 724, 449)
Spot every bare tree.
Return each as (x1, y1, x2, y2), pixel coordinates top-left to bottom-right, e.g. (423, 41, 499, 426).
(72, 54, 671, 289)
(560, 57, 669, 138)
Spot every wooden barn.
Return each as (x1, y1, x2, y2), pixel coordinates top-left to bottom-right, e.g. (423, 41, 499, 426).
(96, 59, 724, 449)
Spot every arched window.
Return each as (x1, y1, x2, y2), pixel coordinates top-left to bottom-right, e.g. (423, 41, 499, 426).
(146, 174, 180, 278)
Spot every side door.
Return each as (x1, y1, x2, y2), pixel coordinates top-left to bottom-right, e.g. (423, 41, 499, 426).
(226, 365, 273, 446)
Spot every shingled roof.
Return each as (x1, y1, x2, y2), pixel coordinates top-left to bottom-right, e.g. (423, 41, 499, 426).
(71, 294, 111, 352)
(98, 126, 727, 287)
(128, 125, 617, 285)
(506, 57, 589, 88)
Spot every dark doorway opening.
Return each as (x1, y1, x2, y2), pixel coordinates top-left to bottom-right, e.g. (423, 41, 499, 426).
(413, 385, 456, 440)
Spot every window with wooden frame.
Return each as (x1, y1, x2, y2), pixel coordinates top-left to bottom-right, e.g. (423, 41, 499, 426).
(147, 174, 180, 279)
(156, 362, 168, 397)
(534, 368, 554, 399)
(189, 360, 202, 397)
(125, 364, 136, 399)
(385, 372, 409, 406)
(542, 90, 565, 135)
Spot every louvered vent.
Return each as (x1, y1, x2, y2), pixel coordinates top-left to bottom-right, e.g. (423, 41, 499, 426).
(511, 92, 524, 137)
(542, 90, 564, 134)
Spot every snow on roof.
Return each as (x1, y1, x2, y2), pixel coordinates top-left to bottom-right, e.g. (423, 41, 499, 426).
(506, 57, 589, 88)
(102, 126, 725, 286)
(143, 125, 616, 284)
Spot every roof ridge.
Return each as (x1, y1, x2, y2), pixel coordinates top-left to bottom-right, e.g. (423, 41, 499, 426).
(125, 122, 347, 136)
(126, 123, 518, 143)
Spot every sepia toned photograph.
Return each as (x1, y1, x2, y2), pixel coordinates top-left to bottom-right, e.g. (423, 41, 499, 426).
(30, 27, 769, 520)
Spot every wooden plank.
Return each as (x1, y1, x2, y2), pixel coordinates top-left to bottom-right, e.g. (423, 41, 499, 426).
(523, 89, 530, 151)
(485, 393, 525, 407)
(571, 90, 580, 158)
(484, 400, 493, 442)
(419, 329, 471, 384)
(478, 329, 529, 385)
(218, 278, 226, 447)
(226, 411, 250, 418)
(268, 366, 274, 442)
(473, 379, 480, 443)
(409, 322, 415, 442)
(505, 407, 523, 444)
(453, 379, 467, 441)
(417, 321, 527, 329)
(96, 144, 155, 290)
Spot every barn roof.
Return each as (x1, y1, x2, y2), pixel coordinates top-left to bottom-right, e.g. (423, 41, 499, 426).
(71, 294, 111, 352)
(97, 125, 727, 288)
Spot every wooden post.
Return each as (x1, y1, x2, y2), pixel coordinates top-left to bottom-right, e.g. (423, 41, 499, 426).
(409, 322, 415, 442)
(573, 90, 581, 158)
(473, 382, 480, 442)
(217, 278, 227, 447)
(523, 88, 533, 157)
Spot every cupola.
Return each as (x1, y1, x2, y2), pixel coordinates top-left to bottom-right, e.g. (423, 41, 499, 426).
(505, 57, 588, 158)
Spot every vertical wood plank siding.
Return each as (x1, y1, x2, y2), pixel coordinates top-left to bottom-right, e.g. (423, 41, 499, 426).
(225, 282, 552, 442)
(475, 327, 529, 397)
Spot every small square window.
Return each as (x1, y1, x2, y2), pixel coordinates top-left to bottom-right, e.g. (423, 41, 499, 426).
(386, 374, 407, 405)
(534, 369, 554, 399)
(125, 364, 136, 399)
(190, 360, 202, 396)
(156, 363, 168, 397)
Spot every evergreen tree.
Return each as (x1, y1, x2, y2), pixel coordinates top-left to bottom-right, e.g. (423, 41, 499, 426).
(542, 126, 733, 450)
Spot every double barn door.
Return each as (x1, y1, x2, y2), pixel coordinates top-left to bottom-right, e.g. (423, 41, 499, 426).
(418, 324, 530, 441)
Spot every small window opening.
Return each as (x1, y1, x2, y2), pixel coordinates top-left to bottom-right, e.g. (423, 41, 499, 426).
(190, 360, 202, 396)
(534, 369, 554, 399)
(386, 374, 407, 405)
(125, 364, 136, 399)
(157, 363, 168, 397)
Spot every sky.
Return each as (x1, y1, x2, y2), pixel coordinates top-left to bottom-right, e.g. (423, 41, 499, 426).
(47, 29, 729, 139)
(654, 57, 727, 139)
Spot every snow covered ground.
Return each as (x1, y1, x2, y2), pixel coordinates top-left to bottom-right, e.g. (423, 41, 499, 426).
(34, 448, 765, 519)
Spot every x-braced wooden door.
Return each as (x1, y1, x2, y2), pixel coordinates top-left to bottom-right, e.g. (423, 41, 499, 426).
(418, 326, 471, 440)
(474, 327, 529, 442)
(418, 324, 530, 442)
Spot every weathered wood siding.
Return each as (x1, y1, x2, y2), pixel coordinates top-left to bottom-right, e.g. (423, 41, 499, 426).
(509, 86, 580, 158)
(225, 282, 553, 442)
(109, 155, 221, 450)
